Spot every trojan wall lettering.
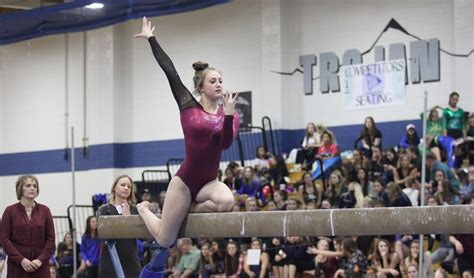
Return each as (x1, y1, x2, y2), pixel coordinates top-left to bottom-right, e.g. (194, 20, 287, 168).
(299, 38, 440, 95)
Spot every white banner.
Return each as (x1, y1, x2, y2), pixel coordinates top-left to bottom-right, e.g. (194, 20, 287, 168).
(341, 59, 406, 110)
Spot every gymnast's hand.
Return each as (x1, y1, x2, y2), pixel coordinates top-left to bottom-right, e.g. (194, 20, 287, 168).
(135, 17, 156, 39)
(223, 91, 239, 115)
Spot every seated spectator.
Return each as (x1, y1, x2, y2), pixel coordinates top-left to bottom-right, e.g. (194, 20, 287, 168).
(403, 240, 433, 278)
(267, 237, 284, 278)
(243, 238, 270, 278)
(460, 165, 474, 200)
(57, 232, 81, 278)
(400, 124, 421, 149)
(199, 242, 217, 278)
(449, 233, 474, 275)
(268, 155, 290, 187)
(294, 122, 323, 166)
(273, 190, 287, 210)
(351, 149, 370, 172)
(225, 241, 244, 278)
(298, 171, 322, 208)
(359, 116, 383, 157)
(369, 147, 385, 181)
(210, 239, 226, 275)
(252, 146, 272, 173)
(279, 237, 314, 278)
(286, 197, 301, 210)
(382, 148, 399, 182)
(374, 178, 390, 207)
(336, 238, 368, 277)
(406, 264, 419, 278)
(245, 197, 259, 212)
(223, 167, 240, 192)
(312, 238, 338, 278)
(316, 131, 339, 159)
(467, 115, 474, 164)
(140, 188, 152, 203)
(391, 154, 418, 189)
(266, 200, 278, 211)
(403, 178, 420, 206)
(320, 199, 332, 209)
(174, 238, 200, 277)
(426, 153, 461, 190)
(372, 238, 401, 278)
(435, 180, 461, 205)
(324, 171, 347, 207)
(236, 166, 264, 205)
(339, 182, 357, 209)
(356, 168, 374, 197)
(386, 182, 412, 207)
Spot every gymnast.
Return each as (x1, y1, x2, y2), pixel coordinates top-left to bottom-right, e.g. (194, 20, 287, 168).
(134, 16, 240, 276)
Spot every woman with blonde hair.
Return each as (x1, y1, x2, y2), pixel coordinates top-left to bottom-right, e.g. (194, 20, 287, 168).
(98, 175, 141, 277)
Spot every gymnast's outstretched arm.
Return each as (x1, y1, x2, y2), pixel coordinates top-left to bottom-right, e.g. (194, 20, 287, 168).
(136, 17, 198, 111)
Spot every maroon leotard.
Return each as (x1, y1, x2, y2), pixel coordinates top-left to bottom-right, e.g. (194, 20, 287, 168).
(148, 37, 239, 200)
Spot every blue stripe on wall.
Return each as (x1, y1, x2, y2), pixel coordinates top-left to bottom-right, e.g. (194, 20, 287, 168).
(0, 119, 421, 176)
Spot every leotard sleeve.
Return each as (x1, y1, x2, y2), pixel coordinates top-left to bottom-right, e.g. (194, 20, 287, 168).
(148, 36, 199, 111)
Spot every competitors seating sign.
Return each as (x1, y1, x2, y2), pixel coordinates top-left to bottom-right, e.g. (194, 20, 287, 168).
(341, 59, 406, 110)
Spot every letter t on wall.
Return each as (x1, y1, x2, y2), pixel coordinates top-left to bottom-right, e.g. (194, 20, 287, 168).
(299, 54, 317, 95)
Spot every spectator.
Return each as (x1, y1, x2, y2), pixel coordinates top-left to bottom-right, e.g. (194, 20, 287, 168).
(386, 182, 412, 207)
(359, 116, 383, 157)
(243, 238, 270, 278)
(224, 241, 244, 277)
(403, 240, 433, 278)
(245, 197, 259, 212)
(199, 242, 216, 278)
(286, 198, 301, 211)
(400, 124, 420, 149)
(297, 172, 322, 208)
(320, 199, 332, 209)
(443, 91, 466, 139)
(335, 238, 368, 278)
(369, 147, 385, 181)
(266, 200, 278, 211)
(141, 188, 152, 203)
(324, 171, 346, 207)
(267, 237, 284, 278)
(223, 167, 240, 192)
(422, 105, 446, 161)
(460, 165, 474, 200)
(406, 264, 419, 278)
(174, 238, 200, 277)
(374, 178, 390, 207)
(435, 180, 461, 205)
(236, 167, 264, 205)
(356, 168, 374, 197)
(402, 178, 420, 206)
(339, 182, 359, 209)
(426, 153, 461, 190)
(273, 190, 287, 210)
(294, 122, 322, 166)
(311, 238, 338, 278)
(80, 216, 100, 278)
(449, 233, 474, 275)
(252, 146, 272, 173)
(210, 239, 226, 275)
(391, 154, 418, 189)
(351, 149, 370, 171)
(372, 238, 401, 278)
(316, 131, 339, 159)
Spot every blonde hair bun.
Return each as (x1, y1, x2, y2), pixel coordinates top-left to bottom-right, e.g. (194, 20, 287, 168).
(192, 61, 209, 72)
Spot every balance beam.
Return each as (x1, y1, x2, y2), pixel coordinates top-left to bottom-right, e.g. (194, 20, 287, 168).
(98, 205, 474, 239)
